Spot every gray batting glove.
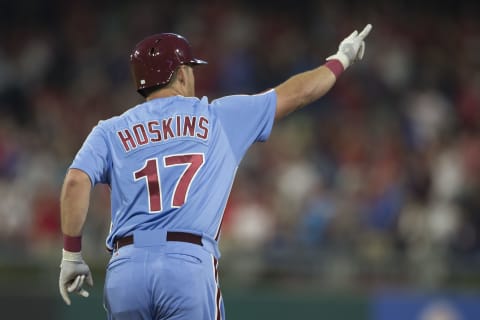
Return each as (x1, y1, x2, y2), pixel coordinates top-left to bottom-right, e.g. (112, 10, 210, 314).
(59, 249, 94, 306)
(326, 24, 372, 69)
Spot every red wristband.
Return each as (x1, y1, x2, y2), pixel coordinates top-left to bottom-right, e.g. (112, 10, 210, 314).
(63, 234, 82, 252)
(324, 59, 344, 78)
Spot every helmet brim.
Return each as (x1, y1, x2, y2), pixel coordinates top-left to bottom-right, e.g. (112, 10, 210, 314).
(191, 58, 208, 65)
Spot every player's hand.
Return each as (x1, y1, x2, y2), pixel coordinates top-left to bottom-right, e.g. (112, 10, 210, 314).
(59, 249, 94, 306)
(326, 24, 372, 69)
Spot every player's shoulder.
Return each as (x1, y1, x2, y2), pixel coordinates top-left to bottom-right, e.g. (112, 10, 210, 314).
(95, 101, 147, 130)
(210, 89, 276, 108)
(96, 95, 222, 128)
(94, 114, 125, 131)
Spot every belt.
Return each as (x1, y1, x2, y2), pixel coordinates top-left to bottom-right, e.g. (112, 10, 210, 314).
(112, 231, 203, 252)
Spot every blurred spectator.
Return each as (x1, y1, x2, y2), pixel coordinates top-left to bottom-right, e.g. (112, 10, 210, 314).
(0, 0, 479, 291)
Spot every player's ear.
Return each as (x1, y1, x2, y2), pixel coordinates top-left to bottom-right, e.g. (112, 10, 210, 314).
(176, 66, 187, 85)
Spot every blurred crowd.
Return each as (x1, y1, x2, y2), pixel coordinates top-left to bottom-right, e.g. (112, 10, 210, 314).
(1, 0, 480, 290)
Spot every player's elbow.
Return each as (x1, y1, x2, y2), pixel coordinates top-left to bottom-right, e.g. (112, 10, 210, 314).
(275, 89, 312, 120)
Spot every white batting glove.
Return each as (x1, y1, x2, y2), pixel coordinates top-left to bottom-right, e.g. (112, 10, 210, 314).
(326, 24, 372, 69)
(59, 249, 94, 306)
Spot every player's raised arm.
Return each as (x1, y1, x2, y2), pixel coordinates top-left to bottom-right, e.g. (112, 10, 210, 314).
(274, 24, 372, 120)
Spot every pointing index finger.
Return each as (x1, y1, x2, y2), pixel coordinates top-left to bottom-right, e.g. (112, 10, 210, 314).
(358, 24, 372, 40)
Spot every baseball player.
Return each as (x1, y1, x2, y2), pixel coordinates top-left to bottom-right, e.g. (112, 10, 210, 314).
(59, 25, 372, 319)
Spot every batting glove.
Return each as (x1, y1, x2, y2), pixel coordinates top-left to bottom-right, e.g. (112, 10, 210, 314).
(59, 249, 94, 306)
(326, 24, 372, 70)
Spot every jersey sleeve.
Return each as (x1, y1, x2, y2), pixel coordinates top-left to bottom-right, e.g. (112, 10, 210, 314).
(69, 123, 111, 186)
(211, 89, 276, 161)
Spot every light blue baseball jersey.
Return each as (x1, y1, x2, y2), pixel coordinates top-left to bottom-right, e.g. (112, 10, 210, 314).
(70, 90, 276, 251)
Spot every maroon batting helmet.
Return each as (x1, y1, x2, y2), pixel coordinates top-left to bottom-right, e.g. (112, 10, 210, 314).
(130, 33, 207, 97)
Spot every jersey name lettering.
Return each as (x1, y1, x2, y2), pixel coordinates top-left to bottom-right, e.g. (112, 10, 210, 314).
(117, 115, 209, 152)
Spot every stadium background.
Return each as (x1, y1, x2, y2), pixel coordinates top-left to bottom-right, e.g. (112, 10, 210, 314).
(1, 0, 480, 318)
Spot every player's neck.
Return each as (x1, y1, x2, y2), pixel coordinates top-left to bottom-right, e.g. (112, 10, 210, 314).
(146, 88, 177, 101)
(146, 86, 194, 101)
